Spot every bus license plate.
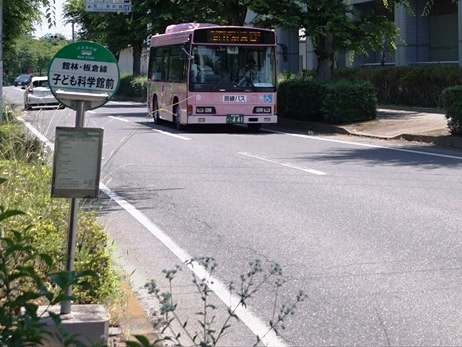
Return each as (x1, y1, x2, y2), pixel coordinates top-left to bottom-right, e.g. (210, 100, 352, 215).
(227, 114, 244, 124)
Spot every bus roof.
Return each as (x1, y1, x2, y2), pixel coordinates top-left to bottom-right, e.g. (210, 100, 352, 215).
(150, 23, 276, 47)
(165, 23, 218, 34)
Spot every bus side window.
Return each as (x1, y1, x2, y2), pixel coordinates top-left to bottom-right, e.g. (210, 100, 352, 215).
(170, 45, 186, 82)
(161, 49, 169, 80)
(190, 63, 198, 82)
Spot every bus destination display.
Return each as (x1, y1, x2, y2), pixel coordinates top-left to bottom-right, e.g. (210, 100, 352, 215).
(194, 29, 275, 44)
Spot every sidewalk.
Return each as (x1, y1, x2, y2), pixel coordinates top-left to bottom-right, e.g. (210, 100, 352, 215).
(279, 107, 462, 149)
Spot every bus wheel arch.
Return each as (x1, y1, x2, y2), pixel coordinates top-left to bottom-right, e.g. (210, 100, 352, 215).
(173, 98, 183, 130)
(152, 95, 161, 124)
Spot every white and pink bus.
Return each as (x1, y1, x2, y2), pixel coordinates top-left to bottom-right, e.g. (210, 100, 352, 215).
(147, 23, 286, 132)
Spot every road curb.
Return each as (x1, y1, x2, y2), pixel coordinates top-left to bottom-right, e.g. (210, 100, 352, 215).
(119, 279, 162, 344)
(278, 117, 462, 149)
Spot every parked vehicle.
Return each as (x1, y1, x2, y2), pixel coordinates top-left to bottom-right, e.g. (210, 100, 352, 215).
(23, 76, 62, 110)
(14, 74, 33, 88)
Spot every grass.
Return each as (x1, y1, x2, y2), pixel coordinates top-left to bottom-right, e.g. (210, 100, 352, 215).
(0, 101, 126, 327)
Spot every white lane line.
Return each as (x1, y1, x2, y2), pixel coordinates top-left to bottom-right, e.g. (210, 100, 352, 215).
(20, 118, 54, 151)
(152, 128, 191, 140)
(266, 129, 462, 160)
(19, 117, 285, 347)
(239, 151, 327, 175)
(100, 184, 287, 347)
(108, 116, 129, 122)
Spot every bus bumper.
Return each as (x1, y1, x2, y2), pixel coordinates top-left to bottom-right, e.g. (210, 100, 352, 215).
(188, 115, 277, 125)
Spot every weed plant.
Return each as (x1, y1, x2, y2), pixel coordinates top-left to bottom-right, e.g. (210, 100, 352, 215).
(137, 257, 307, 347)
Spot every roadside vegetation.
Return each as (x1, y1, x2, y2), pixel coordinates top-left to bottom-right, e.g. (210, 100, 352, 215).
(0, 102, 122, 345)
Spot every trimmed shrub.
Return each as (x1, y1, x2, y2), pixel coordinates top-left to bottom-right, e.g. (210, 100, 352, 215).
(321, 80, 377, 124)
(442, 85, 462, 135)
(278, 79, 377, 124)
(334, 65, 462, 108)
(114, 74, 147, 102)
(278, 80, 325, 121)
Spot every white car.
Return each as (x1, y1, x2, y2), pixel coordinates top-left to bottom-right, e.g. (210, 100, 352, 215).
(24, 76, 62, 110)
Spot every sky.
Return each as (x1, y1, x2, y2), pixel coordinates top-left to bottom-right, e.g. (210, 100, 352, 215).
(34, 0, 77, 40)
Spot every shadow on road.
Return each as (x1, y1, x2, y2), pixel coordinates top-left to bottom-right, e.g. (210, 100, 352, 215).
(290, 144, 462, 169)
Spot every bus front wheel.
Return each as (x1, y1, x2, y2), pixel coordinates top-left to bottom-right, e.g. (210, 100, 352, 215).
(247, 123, 261, 132)
(152, 98, 161, 124)
(174, 107, 183, 131)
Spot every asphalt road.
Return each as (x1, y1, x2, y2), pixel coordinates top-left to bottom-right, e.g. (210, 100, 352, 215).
(8, 86, 462, 346)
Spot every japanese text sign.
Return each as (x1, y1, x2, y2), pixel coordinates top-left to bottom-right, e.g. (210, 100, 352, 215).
(48, 41, 120, 110)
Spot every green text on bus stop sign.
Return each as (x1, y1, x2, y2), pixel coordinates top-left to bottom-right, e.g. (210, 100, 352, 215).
(48, 41, 120, 110)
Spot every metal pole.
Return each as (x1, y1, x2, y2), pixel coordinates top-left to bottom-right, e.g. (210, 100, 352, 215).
(60, 101, 86, 314)
(60, 198, 78, 314)
(0, 0, 4, 122)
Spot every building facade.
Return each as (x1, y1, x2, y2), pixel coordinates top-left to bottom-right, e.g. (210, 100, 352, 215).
(300, 0, 461, 70)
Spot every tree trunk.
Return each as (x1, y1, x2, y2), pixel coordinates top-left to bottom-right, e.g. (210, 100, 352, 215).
(315, 32, 335, 82)
(225, 0, 247, 25)
(132, 40, 142, 75)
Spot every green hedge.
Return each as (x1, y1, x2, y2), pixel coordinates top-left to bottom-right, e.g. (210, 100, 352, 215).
(334, 65, 462, 108)
(321, 80, 377, 124)
(278, 78, 377, 124)
(442, 85, 462, 135)
(278, 80, 325, 121)
(114, 74, 147, 102)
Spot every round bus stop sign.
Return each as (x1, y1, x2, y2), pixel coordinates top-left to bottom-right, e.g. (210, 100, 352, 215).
(48, 41, 120, 110)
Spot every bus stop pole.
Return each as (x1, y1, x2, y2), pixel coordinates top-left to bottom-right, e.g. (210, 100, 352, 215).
(61, 100, 86, 314)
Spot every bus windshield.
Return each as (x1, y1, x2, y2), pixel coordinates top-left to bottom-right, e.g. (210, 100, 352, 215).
(189, 45, 275, 89)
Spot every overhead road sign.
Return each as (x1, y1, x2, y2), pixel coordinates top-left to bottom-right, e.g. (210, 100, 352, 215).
(85, 2, 132, 12)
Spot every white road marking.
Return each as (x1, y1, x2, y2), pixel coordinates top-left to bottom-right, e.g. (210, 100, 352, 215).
(108, 116, 129, 122)
(20, 118, 55, 151)
(100, 183, 287, 347)
(266, 129, 462, 160)
(152, 128, 191, 140)
(239, 151, 327, 175)
(17, 117, 286, 347)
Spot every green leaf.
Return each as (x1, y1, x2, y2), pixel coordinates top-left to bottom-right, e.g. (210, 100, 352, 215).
(0, 209, 25, 222)
(134, 334, 151, 346)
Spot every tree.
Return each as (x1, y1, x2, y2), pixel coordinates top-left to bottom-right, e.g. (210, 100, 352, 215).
(166, 0, 250, 25)
(60, 0, 444, 78)
(249, 0, 420, 81)
(61, 0, 254, 74)
(4, 35, 68, 79)
(63, 0, 165, 74)
(2, 0, 60, 81)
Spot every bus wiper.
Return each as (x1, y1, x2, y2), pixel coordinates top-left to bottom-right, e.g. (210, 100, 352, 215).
(210, 72, 230, 92)
(236, 75, 256, 91)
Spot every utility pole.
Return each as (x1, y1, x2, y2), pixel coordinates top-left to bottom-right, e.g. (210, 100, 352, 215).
(0, 0, 3, 122)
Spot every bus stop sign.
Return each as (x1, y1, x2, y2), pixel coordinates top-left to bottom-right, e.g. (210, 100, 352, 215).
(48, 41, 120, 110)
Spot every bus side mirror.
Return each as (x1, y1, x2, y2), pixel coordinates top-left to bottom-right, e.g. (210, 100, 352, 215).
(180, 41, 190, 60)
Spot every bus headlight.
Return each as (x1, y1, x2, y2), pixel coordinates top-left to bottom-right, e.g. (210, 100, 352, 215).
(253, 106, 271, 113)
(196, 107, 216, 114)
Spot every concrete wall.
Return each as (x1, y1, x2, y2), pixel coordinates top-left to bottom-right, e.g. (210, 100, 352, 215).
(117, 47, 149, 74)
